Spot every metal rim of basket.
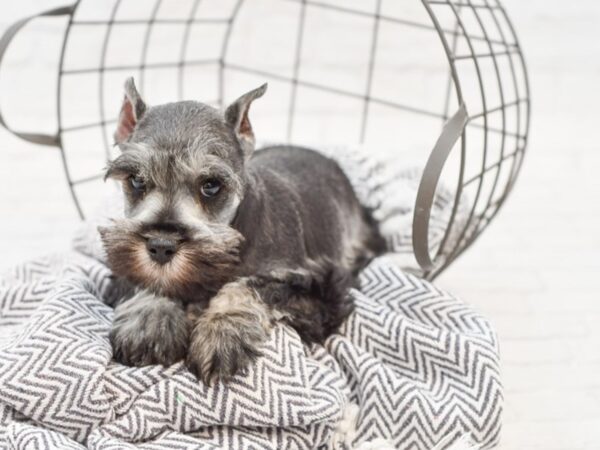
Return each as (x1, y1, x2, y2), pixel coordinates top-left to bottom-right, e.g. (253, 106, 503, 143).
(0, 0, 530, 279)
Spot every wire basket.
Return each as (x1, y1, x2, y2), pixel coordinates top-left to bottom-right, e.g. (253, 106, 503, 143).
(0, 0, 530, 279)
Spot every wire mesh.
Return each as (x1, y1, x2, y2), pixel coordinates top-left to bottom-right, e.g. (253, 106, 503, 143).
(1, 0, 530, 279)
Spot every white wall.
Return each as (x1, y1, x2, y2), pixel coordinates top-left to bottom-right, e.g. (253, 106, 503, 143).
(1, 1, 599, 448)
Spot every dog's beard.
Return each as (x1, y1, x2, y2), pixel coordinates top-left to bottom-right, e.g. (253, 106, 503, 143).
(99, 220, 244, 301)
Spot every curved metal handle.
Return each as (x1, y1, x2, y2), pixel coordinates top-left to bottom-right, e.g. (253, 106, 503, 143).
(0, 5, 75, 146)
(413, 103, 468, 271)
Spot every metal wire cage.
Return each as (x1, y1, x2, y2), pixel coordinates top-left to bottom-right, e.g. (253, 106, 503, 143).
(0, 0, 529, 279)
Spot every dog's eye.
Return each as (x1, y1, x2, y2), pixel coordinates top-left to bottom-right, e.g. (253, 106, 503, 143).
(201, 179, 222, 198)
(130, 175, 146, 191)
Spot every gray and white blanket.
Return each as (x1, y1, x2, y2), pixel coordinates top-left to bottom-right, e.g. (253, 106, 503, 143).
(0, 151, 501, 449)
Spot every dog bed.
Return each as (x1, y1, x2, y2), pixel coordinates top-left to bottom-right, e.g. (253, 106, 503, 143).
(0, 150, 501, 449)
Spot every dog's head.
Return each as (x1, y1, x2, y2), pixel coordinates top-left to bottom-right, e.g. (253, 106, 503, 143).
(99, 77, 267, 299)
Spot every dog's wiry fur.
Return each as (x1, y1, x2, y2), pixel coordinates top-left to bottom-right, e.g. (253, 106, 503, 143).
(187, 278, 272, 381)
(102, 77, 385, 383)
(109, 290, 189, 367)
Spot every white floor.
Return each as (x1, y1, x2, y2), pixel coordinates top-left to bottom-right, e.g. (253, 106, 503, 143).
(1, 1, 599, 449)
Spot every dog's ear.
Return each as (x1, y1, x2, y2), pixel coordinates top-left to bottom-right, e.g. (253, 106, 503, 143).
(114, 77, 147, 144)
(224, 83, 267, 158)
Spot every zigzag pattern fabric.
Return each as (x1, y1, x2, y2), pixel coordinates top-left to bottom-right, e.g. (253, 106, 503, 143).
(0, 251, 501, 449)
(0, 153, 501, 449)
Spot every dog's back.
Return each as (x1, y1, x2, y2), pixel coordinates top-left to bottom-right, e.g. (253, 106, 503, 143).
(236, 145, 385, 277)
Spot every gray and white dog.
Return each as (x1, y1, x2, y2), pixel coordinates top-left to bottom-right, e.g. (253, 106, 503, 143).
(100, 78, 385, 384)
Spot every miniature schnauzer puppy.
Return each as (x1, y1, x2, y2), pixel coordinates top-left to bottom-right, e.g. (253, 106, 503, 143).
(100, 78, 385, 383)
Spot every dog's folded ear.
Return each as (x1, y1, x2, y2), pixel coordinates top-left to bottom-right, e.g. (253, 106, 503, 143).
(224, 83, 267, 158)
(114, 77, 147, 144)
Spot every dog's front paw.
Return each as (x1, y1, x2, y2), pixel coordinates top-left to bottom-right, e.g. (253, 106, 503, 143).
(186, 315, 267, 384)
(110, 292, 189, 367)
(186, 281, 272, 384)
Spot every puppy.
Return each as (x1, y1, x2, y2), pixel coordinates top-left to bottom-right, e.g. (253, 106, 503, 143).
(100, 78, 385, 383)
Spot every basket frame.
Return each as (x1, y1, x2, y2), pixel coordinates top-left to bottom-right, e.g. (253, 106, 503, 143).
(0, 0, 530, 279)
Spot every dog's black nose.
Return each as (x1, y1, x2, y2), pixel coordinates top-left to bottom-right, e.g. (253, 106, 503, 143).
(146, 237, 177, 265)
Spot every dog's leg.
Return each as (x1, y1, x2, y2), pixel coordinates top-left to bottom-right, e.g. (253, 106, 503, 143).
(186, 278, 273, 384)
(110, 289, 189, 367)
(250, 266, 355, 344)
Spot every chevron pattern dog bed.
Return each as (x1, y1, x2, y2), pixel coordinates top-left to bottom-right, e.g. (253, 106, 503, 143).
(0, 150, 501, 449)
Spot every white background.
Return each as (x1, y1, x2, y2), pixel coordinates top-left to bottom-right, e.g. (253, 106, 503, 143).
(1, 1, 599, 448)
